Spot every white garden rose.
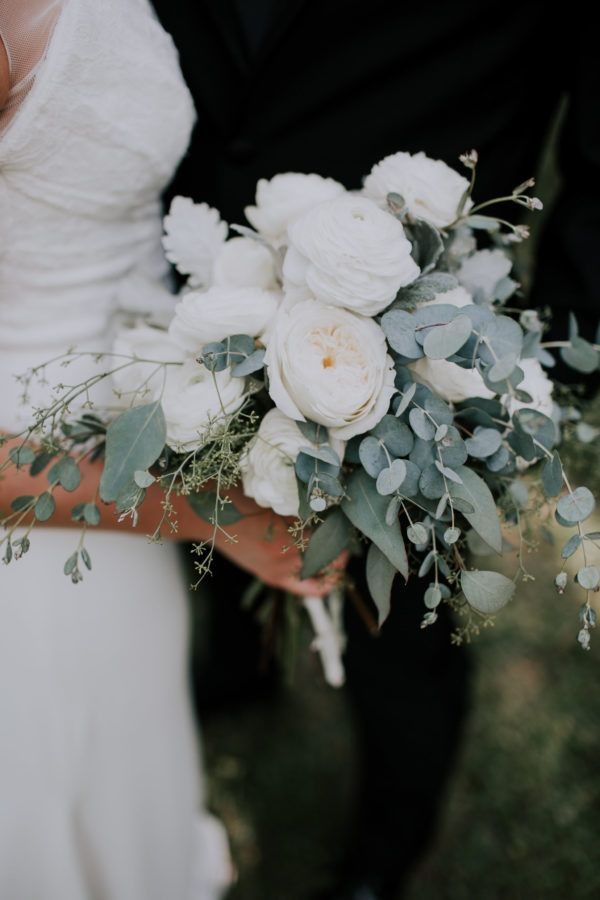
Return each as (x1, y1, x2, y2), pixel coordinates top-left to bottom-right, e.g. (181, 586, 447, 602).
(240, 408, 345, 517)
(162, 196, 227, 287)
(161, 360, 245, 452)
(457, 248, 513, 303)
(507, 357, 554, 418)
(283, 194, 420, 316)
(112, 323, 185, 405)
(363, 150, 474, 228)
(168, 285, 280, 353)
(212, 236, 278, 290)
(264, 298, 397, 440)
(408, 357, 495, 404)
(244, 172, 345, 243)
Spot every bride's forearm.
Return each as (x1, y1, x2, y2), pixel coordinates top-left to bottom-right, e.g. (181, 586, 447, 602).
(0, 436, 213, 537)
(0, 438, 342, 596)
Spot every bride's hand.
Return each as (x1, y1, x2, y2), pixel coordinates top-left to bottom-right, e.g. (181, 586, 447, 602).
(141, 479, 348, 598)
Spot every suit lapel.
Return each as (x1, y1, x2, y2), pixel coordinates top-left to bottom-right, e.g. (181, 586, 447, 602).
(252, 0, 308, 71)
(151, 0, 310, 132)
(202, 0, 309, 74)
(202, 0, 250, 73)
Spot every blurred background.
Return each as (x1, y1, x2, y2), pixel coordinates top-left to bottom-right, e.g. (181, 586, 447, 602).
(192, 105, 600, 900)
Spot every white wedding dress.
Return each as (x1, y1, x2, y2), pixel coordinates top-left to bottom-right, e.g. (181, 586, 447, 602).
(0, 2, 232, 899)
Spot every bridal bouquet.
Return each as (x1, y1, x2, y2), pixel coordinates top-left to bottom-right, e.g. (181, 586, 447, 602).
(2, 149, 599, 679)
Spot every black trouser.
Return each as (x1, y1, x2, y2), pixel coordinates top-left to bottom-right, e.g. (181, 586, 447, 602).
(189, 549, 474, 894)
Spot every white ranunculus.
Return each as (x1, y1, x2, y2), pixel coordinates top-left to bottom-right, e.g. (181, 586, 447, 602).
(245, 172, 345, 243)
(264, 298, 397, 440)
(506, 357, 554, 418)
(457, 248, 512, 303)
(363, 150, 474, 228)
(408, 357, 495, 404)
(283, 194, 420, 316)
(419, 285, 474, 309)
(212, 237, 278, 290)
(168, 285, 281, 353)
(240, 408, 345, 517)
(161, 360, 245, 452)
(162, 196, 227, 288)
(112, 323, 185, 405)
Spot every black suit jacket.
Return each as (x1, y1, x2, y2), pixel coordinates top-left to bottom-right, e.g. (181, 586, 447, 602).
(152, 0, 598, 339)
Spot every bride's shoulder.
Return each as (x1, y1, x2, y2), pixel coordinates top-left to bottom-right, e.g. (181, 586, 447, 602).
(0, 34, 9, 110)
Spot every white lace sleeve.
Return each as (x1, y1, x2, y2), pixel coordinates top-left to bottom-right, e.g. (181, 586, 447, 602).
(0, 0, 64, 132)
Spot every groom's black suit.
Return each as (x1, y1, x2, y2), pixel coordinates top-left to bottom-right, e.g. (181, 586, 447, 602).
(152, 2, 598, 896)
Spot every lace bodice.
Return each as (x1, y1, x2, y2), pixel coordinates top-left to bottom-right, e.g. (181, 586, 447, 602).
(0, 0, 196, 430)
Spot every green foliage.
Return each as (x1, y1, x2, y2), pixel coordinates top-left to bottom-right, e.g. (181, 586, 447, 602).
(300, 509, 351, 580)
(341, 469, 408, 579)
(99, 402, 166, 503)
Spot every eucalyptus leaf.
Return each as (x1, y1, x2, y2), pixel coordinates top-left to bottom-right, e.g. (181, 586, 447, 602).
(435, 493, 449, 519)
(423, 314, 472, 360)
(437, 426, 468, 467)
(418, 550, 436, 578)
(10, 495, 34, 512)
(434, 460, 463, 484)
(465, 427, 503, 459)
(83, 503, 101, 526)
(372, 416, 414, 457)
(134, 469, 155, 488)
(419, 464, 446, 499)
(394, 381, 417, 416)
(407, 523, 428, 545)
(423, 394, 454, 426)
(64, 552, 78, 576)
(359, 436, 388, 478)
(300, 509, 351, 579)
(556, 487, 595, 525)
(366, 543, 397, 627)
(398, 460, 421, 497)
(380, 309, 422, 359)
(48, 457, 81, 492)
(312, 472, 344, 497)
(560, 336, 599, 374)
(576, 566, 600, 590)
(341, 469, 408, 578)
(99, 402, 166, 503)
(30, 451, 56, 476)
(299, 445, 341, 468)
(449, 466, 502, 553)
(200, 341, 228, 372)
(34, 492, 56, 522)
(444, 526, 461, 544)
(296, 420, 326, 444)
(231, 348, 265, 377)
(409, 408, 436, 441)
(376, 459, 407, 495)
(424, 584, 442, 609)
(461, 569, 515, 614)
(478, 315, 524, 366)
(9, 446, 35, 467)
(486, 446, 511, 473)
(385, 495, 401, 526)
(560, 534, 582, 559)
(542, 451, 563, 497)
